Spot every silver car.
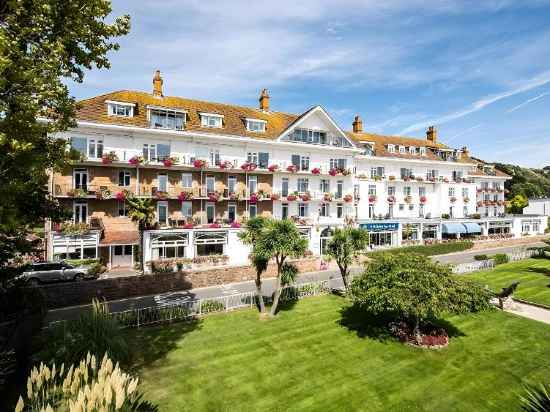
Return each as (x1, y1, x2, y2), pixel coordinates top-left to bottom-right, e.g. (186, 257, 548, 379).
(19, 261, 94, 285)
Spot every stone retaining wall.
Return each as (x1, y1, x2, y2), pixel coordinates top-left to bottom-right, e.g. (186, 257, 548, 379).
(35, 258, 321, 309)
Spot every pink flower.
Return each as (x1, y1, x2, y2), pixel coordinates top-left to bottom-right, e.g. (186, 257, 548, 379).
(115, 191, 126, 201)
(311, 167, 321, 175)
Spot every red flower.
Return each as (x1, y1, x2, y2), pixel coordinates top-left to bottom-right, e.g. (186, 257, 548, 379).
(219, 160, 233, 169)
(230, 221, 241, 228)
(208, 193, 220, 202)
(209, 223, 221, 229)
(115, 191, 126, 201)
(270, 193, 280, 200)
(241, 162, 257, 171)
(328, 168, 338, 176)
(368, 195, 377, 203)
(420, 195, 427, 203)
(183, 223, 194, 229)
(128, 156, 142, 166)
(286, 194, 297, 201)
(249, 193, 258, 204)
(311, 167, 321, 175)
(102, 156, 112, 165)
(163, 158, 173, 167)
(387, 195, 396, 203)
(300, 193, 310, 201)
(286, 165, 298, 173)
(178, 192, 192, 201)
(343, 194, 353, 203)
(268, 164, 279, 172)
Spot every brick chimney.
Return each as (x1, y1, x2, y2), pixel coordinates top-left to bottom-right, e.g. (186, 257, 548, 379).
(153, 70, 163, 97)
(259, 89, 270, 111)
(426, 126, 437, 143)
(352, 115, 363, 133)
(461, 146, 470, 157)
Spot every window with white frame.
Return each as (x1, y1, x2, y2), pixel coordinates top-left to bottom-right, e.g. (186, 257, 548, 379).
(117, 200, 128, 217)
(419, 147, 427, 156)
(209, 149, 220, 166)
(107, 101, 134, 117)
(426, 169, 439, 180)
(330, 158, 347, 170)
(368, 204, 375, 218)
(300, 156, 310, 171)
(246, 118, 266, 133)
(462, 188, 469, 198)
(399, 145, 406, 154)
(227, 203, 237, 222)
(400, 168, 413, 179)
(368, 185, 376, 195)
(249, 204, 257, 218)
(200, 113, 223, 128)
(448, 187, 455, 197)
(70, 137, 87, 157)
(88, 138, 103, 159)
(181, 201, 192, 219)
(387, 144, 395, 153)
(281, 203, 289, 219)
(419, 187, 426, 196)
(248, 175, 257, 194)
(463, 206, 468, 217)
(227, 175, 237, 194)
(206, 203, 215, 223)
(143, 144, 156, 161)
(408, 146, 417, 155)
(388, 186, 396, 196)
(182, 173, 193, 188)
(337, 203, 343, 218)
(247, 152, 258, 164)
(320, 179, 330, 193)
(291, 128, 328, 145)
(404, 186, 411, 196)
(336, 180, 343, 199)
(370, 166, 385, 178)
(118, 170, 131, 187)
(150, 108, 185, 130)
(298, 203, 309, 217)
(320, 202, 329, 217)
(297, 178, 309, 193)
(157, 201, 168, 225)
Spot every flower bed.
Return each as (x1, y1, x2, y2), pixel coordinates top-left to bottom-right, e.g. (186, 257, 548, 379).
(390, 321, 449, 349)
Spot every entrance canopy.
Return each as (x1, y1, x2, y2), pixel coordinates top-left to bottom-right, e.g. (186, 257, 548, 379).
(442, 223, 466, 234)
(462, 223, 482, 234)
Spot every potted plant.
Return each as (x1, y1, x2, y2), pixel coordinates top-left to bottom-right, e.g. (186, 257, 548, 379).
(404, 195, 412, 203)
(115, 191, 127, 201)
(420, 195, 427, 203)
(340, 168, 351, 176)
(324, 192, 333, 202)
(183, 222, 194, 229)
(209, 223, 221, 229)
(230, 221, 241, 228)
(218, 160, 233, 169)
(241, 162, 257, 172)
(128, 155, 144, 166)
(286, 194, 297, 201)
(463, 197, 470, 203)
(388, 175, 396, 181)
(249, 193, 258, 204)
(450, 196, 457, 203)
(208, 192, 220, 202)
(270, 193, 280, 200)
(163, 156, 179, 167)
(368, 195, 377, 203)
(343, 194, 353, 203)
(155, 190, 168, 200)
(268, 164, 279, 172)
(311, 167, 321, 175)
(101, 151, 118, 164)
(387, 195, 396, 203)
(286, 164, 298, 173)
(193, 159, 207, 169)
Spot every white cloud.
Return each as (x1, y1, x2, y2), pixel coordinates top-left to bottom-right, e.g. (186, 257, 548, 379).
(506, 92, 550, 113)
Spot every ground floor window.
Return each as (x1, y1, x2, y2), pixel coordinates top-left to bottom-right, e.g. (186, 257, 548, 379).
(320, 227, 333, 255)
(196, 243, 224, 256)
(151, 234, 189, 260)
(488, 222, 511, 235)
(369, 232, 394, 247)
(54, 246, 97, 260)
(422, 224, 438, 239)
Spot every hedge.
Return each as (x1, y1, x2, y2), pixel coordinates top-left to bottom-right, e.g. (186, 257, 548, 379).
(367, 241, 474, 258)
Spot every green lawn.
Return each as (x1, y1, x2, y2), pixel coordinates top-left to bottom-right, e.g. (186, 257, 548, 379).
(128, 295, 550, 411)
(466, 258, 550, 306)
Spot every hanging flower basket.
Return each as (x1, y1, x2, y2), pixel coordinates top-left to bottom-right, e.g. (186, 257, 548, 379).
(404, 195, 413, 203)
(178, 191, 193, 201)
(369, 195, 377, 203)
(241, 162, 257, 172)
(387, 195, 396, 203)
(219, 160, 233, 170)
(300, 193, 311, 202)
(129, 155, 144, 166)
(420, 195, 427, 203)
(286, 194, 297, 201)
(343, 194, 353, 203)
(193, 159, 207, 169)
(324, 193, 333, 202)
(287, 165, 298, 173)
(209, 223, 221, 229)
(328, 168, 338, 176)
(463, 197, 470, 203)
(115, 191, 127, 201)
(268, 164, 279, 172)
(450, 196, 457, 203)
(311, 167, 321, 175)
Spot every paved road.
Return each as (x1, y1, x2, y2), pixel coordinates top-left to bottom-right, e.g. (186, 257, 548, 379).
(434, 242, 545, 264)
(45, 241, 544, 324)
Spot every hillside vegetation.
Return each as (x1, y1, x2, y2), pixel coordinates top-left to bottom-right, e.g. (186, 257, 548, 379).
(494, 163, 550, 199)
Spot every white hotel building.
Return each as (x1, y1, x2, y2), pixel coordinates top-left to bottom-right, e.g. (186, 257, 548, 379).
(45, 72, 547, 271)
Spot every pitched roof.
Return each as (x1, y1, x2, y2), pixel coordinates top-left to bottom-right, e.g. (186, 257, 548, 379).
(77, 90, 299, 140)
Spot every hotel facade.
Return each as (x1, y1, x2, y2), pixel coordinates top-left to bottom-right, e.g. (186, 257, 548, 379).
(45, 72, 547, 271)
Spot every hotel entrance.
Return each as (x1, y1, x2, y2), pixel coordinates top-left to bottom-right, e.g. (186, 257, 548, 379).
(360, 222, 399, 249)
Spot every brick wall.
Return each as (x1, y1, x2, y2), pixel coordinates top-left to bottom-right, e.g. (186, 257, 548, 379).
(36, 258, 320, 309)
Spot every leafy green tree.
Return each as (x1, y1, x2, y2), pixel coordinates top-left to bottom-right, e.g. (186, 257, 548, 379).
(238, 217, 270, 315)
(0, 1, 129, 280)
(126, 197, 155, 273)
(350, 253, 492, 341)
(254, 219, 308, 316)
(508, 194, 529, 214)
(325, 227, 368, 292)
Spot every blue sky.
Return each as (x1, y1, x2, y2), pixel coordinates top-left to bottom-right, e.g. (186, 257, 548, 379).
(71, 0, 550, 167)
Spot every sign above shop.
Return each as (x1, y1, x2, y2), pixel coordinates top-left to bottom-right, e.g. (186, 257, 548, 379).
(360, 222, 399, 232)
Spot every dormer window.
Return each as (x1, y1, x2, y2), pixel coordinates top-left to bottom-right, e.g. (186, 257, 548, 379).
(419, 147, 427, 156)
(200, 113, 223, 128)
(148, 106, 186, 130)
(107, 101, 135, 117)
(387, 144, 395, 153)
(398, 145, 406, 154)
(246, 118, 267, 133)
(408, 146, 416, 155)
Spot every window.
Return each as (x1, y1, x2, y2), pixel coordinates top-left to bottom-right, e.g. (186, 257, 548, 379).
(387, 144, 395, 153)
(282, 178, 289, 197)
(118, 200, 128, 217)
(73, 201, 87, 224)
(73, 168, 88, 190)
(426, 169, 438, 180)
(206, 203, 215, 224)
(281, 203, 289, 219)
(336, 180, 343, 199)
(388, 186, 396, 196)
(301, 156, 310, 171)
(118, 170, 131, 187)
(297, 178, 309, 193)
(249, 204, 257, 218)
(398, 146, 406, 154)
(400, 168, 413, 179)
(370, 166, 385, 178)
(107, 102, 133, 117)
(452, 171, 463, 181)
(151, 235, 188, 260)
(248, 175, 257, 193)
(143, 144, 156, 161)
(409, 204, 414, 211)
(158, 174, 168, 192)
(463, 206, 468, 217)
(388, 204, 394, 218)
(320, 179, 330, 193)
(330, 159, 347, 170)
(419, 204, 425, 218)
(399, 204, 405, 211)
(227, 175, 237, 194)
(368, 204, 375, 219)
(206, 176, 215, 193)
(88, 138, 103, 159)
(419, 147, 427, 156)
(258, 152, 269, 169)
(408, 146, 416, 155)
(246, 119, 266, 133)
(337, 203, 343, 218)
(157, 144, 170, 161)
(418, 187, 426, 197)
(150, 108, 185, 130)
(247, 152, 258, 164)
(448, 187, 455, 197)
(182, 173, 193, 188)
(200, 113, 223, 128)
(291, 128, 327, 145)
(462, 188, 469, 198)
(157, 201, 168, 225)
(228, 203, 236, 223)
(298, 203, 309, 217)
(404, 186, 411, 196)
(368, 185, 376, 195)
(209, 149, 220, 166)
(320, 203, 329, 217)
(449, 206, 454, 218)
(70, 137, 87, 157)
(182, 201, 192, 219)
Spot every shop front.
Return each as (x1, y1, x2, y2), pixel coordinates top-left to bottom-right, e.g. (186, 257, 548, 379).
(359, 222, 399, 248)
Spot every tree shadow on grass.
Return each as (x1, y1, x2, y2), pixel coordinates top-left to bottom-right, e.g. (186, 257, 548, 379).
(338, 303, 465, 342)
(125, 317, 202, 371)
(527, 267, 550, 277)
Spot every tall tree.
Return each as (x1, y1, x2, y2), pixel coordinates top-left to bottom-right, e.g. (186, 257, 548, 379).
(0, 1, 130, 279)
(325, 227, 368, 292)
(126, 197, 155, 274)
(507, 194, 529, 214)
(238, 217, 269, 316)
(254, 219, 308, 316)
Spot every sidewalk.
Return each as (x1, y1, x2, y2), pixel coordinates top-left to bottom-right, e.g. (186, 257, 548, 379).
(505, 300, 550, 325)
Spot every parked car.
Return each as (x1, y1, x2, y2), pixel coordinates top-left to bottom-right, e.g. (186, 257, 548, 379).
(18, 261, 96, 285)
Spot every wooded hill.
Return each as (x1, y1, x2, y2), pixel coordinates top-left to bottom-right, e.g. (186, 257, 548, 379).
(494, 163, 550, 199)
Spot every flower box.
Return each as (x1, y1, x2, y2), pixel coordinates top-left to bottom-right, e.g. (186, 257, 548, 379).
(311, 167, 321, 175)
(450, 196, 457, 203)
(387, 195, 396, 203)
(328, 168, 338, 176)
(163, 157, 178, 167)
(268, 164, 279, 172)
(129, 155, 144, 166)
(178, 192, 193, 201)
(286, 165, 298, 173)
(286, 194, 297, 201)
(219, 160, 233, 169)
(299, 193, 311, 202)
(193, 159, 207, 169)
(463, 197, 470, 203)
(340, 168, 351, 176)
(249, 193, 258, 204)
(368, 195, 377, 203)
(343, 194, 353, 203)
(270, 193, 280, 201)
(324, 193, 333, 202)
(388, 175, 396, 181)
(208, 192, 221, 202)
(415, 176, 424, 182)
(209, 223, 221, 229)
(230, 221, 241, 228)
(155, 191, 168, 200)
(68, 188, 88, 198)
(420, 195, 427, 203)
(404, 195, 412, 203)
(241, 162, 257, 172)
(183, 223, 194, 229)
(115, 191, 127, 201)
(101, 151, 118, 164)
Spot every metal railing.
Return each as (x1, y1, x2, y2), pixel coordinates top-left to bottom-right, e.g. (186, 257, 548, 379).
(452, 249, 537, 274)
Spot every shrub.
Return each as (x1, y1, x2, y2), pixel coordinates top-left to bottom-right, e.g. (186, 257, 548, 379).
(200, 299, 225, 313)
(493, 253, 510, 265)
(368, 241, 473, 258)
(40, 299, 129, 365)
(87, 262, 106, 276)
(474, 254, 489, 261)
(150, 260, 174, 273)
(65, 258, 100, 266)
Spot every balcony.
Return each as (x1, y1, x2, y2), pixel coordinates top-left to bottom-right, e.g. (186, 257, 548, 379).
(53, 184, 135, 199)
(272, 190, 354, 203)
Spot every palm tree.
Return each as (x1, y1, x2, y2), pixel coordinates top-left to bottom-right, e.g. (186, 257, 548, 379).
(126, 197, 156, 273)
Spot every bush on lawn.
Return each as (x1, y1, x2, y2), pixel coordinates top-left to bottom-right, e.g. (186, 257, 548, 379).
(40, 299, 129, 366)
(200, 299, 225, 313)
(474, 254, 489, 261)
(368, 241, 473, 258)
(87, 262, 106, 276)
(493, 253, 510, 265)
